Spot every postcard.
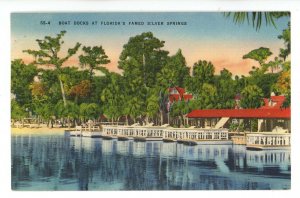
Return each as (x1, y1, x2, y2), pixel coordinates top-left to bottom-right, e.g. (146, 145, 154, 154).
(10, 12, 291, 191)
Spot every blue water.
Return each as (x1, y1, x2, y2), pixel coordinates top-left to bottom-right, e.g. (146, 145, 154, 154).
(11, 133, 291, 190)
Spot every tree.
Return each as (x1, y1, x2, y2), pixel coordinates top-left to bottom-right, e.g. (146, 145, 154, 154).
(240, 85, 264, 108)
(266, 57, 282, 73)
(196, 83, 218, 109)
(119, 32, 169, 88)
(11, 99, 28, 120)
(224, 12, 290, 31)
(36, 69, 62, 105)
(23, 31, 81, 106)
(274, 61, 290, 107)
(169, 99, 191, 127)
(30, 82, 46, 97)
(79, 46, 110, 79)
(157, 49, 190, 88)
(187, 60, 215, 95)
(250, 73, 279, 98)
(243, 47, 273, 68)
(100, 73, 125, 123)
(33, 101, 55, 127)
(55, 100, 79, 128)
(278, 22, 291, 61)
(214, 69, 236, 109)
(146, 89, 160, 124)
(11, 59, 37, 107)
(79, 103, 100, 121)
(69, 80, 92, 103)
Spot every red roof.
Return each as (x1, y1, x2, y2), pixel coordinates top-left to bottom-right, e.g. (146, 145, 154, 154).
(169, 94, 180, 102)
(183, 94, 193, 100)
(187, 108, 290, 119)
(169, 87, 193, 102)
(260, 95, 285, 109)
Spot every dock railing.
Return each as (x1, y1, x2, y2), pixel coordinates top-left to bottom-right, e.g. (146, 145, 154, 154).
(246, 133, 291, 147)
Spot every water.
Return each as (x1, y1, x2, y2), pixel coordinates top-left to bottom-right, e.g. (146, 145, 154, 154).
(11, 133, 291, 190)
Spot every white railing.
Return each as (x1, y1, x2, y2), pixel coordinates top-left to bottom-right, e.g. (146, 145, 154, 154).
(163, 128, 229, 141)
(246, 133, 291, 146)
(102, 125, 229, 141)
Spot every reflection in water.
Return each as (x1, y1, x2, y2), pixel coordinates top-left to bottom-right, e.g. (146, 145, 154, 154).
(11, 134, 291, 190)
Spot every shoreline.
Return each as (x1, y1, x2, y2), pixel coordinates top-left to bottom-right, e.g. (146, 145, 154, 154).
(11, 127, 73, 135)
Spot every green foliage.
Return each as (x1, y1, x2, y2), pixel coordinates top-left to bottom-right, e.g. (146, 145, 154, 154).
(187, 60, 215, 95)
(157, 49, 190, 88)
(23, 31, 81, 69)
(229, 122, 244, 132)
(170, 100, 190, 126)
(11, 99, 28, 120)
(224, 12, 290, 31)
(246, 72, 279, 98)
(146, 89, 160, 119)
(243, 47, 273, 66)
(23, 31, 81, 106)
(55, 100, 79, 119)
(11, 59, 38, 106)
(214, 69, 236, 109)
(278, 22, 291, 61)
(34, 102, 55, 121)
(119, 32, 169, 88)
(80, 103, 100, 120)
(194, 83, 218, 109)
(265, 57, 283, 73)
(240, 85, 264, 108)
(101, 73, 126, 121)
(11, 29, 291, 125)
(79, 46, 110, 78)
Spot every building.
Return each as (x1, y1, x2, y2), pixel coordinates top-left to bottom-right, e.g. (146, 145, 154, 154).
(168, 87, 193, 103)
(187, 95, 290, 133)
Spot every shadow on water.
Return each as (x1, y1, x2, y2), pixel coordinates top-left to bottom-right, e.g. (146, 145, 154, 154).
(11, 134, 291, 190)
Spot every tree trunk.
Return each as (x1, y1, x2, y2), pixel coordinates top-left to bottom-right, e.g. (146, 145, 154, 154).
(145, 115, 149, 125)
(67, 116, 70, 129)
(126, 115, 129, 126)
(160, 111, 163, 125)
(58, 75, 67, 107)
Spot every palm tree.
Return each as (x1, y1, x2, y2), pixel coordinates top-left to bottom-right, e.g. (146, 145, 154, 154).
(224, 12, 290, 31)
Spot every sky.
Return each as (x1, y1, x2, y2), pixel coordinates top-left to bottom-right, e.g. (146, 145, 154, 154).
(11, 12, 290, 76)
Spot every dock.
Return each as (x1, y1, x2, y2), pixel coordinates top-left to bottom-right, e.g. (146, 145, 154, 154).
(246, 132, 291, 150)
(69, 125, 102, 138)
